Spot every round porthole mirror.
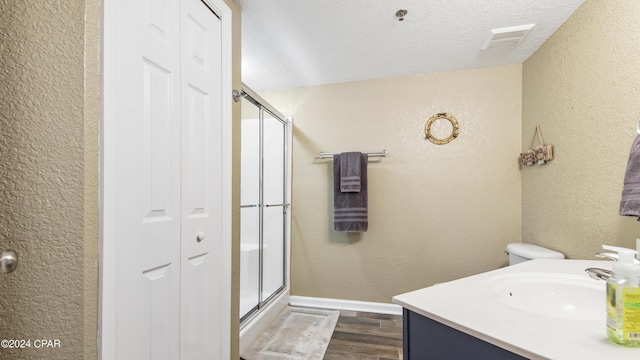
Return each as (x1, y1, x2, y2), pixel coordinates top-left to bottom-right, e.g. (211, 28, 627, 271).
(425, 112, 459, 145)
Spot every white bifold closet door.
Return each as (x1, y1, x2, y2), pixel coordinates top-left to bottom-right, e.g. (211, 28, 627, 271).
(106, 0, 227, 358)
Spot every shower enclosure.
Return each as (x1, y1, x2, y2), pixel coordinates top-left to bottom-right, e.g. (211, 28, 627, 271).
(239, 85, 291, 350)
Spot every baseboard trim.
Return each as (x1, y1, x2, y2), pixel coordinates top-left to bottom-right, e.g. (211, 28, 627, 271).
(289, 295, 403, 315)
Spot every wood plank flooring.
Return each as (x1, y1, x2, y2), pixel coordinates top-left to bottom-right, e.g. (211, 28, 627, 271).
(323, 310, 403, 360)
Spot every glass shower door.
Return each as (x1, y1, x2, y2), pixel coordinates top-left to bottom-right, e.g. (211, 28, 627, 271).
(262, 111, 285, 303)
(240, 103, 260, 320)
(239, 86, 288, 324)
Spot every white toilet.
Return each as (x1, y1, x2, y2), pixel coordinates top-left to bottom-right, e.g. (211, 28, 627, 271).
(506, 243, 565, 265)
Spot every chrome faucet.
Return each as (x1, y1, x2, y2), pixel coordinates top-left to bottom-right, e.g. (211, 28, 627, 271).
(586, 252, 617, 281)
(585, 267, 613, 281)
(587, 247, 640, 280)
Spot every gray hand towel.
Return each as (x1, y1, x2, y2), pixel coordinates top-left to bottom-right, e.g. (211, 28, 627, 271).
(334, 153, 368, 232)
(620, 135, 640, 220)
(340, 151, 362, 192)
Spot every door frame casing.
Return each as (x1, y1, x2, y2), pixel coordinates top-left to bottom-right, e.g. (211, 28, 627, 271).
(99, 0, 234, 358)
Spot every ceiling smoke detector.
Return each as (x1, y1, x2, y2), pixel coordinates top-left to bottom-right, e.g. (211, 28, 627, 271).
(481, 24, 535, 50)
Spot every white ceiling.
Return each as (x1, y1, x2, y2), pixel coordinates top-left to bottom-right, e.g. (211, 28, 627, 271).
(235, 0, 585, 91)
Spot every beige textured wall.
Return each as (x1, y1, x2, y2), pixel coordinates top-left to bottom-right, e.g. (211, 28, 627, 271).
(0, 0, 88, 359)
(264, 65, 522, 303)
(85, 0, 100, 359)
(227, 0, 242, 358)
(522, 0, 640, 259)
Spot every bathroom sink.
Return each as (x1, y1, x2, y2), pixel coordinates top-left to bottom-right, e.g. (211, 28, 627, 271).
(393, 260, 633, 360)
(486, 272, 604, 321)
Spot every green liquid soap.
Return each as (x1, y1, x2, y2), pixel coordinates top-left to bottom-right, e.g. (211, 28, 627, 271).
(606, 272, 640, 347)
(603, 244, 640, 347)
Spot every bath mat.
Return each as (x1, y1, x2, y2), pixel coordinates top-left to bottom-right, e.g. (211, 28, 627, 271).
(241, 307, 339, 360)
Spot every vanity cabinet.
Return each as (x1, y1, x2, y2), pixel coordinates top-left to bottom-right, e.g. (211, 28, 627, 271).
(402, 309, 527, 359)
(394, 260, 636, 359)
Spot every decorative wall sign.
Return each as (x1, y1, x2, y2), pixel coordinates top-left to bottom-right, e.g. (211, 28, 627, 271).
(425, 112, 460, 145)
(519, 125, 554, 167)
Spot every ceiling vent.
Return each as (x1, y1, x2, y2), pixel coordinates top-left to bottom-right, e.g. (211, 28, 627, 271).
(481, 24, 535, 50)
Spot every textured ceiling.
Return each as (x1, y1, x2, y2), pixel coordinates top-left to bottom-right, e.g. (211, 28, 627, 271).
(236, 0, 585, 91)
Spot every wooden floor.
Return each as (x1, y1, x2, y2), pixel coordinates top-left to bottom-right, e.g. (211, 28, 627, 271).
(323, 310, 403, 360)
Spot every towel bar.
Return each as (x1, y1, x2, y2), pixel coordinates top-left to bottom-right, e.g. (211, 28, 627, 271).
(316, 150, 388, 159)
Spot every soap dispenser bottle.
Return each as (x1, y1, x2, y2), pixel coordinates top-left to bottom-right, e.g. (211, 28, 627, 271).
(602, 245, 640, 347)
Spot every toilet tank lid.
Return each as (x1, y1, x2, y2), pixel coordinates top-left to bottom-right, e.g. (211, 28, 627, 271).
(506, 243, 565, 259)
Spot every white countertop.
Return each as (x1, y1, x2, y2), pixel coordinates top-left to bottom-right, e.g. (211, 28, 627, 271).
(392, 259, 640, 360)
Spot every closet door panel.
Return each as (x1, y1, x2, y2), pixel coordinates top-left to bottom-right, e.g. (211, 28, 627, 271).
(180, 0, 223, 357)
(112, 0, 182, 358)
